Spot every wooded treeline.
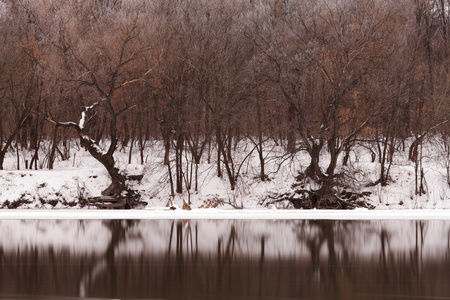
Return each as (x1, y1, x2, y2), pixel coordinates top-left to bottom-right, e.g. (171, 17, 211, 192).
(0, 0, 449, 207)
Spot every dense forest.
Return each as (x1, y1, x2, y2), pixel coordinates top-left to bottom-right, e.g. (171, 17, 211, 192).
(0, 0, 449, 208)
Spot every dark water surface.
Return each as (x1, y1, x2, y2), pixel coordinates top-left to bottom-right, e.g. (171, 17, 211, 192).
(1, 219, 450, 300)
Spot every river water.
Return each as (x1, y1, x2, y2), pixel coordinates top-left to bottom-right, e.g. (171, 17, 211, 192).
(1, 219, 450, 300)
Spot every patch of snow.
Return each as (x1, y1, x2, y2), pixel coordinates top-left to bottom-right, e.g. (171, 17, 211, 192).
(79, 102, 98, 130)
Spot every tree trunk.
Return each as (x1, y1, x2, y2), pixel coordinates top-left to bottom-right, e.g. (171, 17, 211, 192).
(216, 130, 223, 178)
(256, 95, 266, 181)
(0, 107, 31, 169)
(175, 132, 184, 194)
(167, 157, 175, 199)
(48, 126, 58, 170)
(164, 134, 170, 166)
(317, 176, 337, 207)
(0, 124, 25, 170)
(80, 135, 127, 197)
(342, 143, 351, 166)
(305, 142, 323, 179)
(122, 118, 130, 149)
(287, 104, 296, 153)
(137, 111, 145, 165)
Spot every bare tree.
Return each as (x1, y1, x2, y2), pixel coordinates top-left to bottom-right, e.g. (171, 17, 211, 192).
(0, 1, 42, 170)
(44, 1, 154, 207)
(256, 0, 398, 207)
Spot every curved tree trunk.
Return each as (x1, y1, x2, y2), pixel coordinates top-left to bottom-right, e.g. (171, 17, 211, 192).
(48, 102, 139, 209)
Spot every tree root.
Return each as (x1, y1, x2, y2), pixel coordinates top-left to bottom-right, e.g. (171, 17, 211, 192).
(88, 189, 143, 209)
(263, 189, 374, 210)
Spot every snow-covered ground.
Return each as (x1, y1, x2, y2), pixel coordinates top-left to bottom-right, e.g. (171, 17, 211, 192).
(0, 138, 449, 212)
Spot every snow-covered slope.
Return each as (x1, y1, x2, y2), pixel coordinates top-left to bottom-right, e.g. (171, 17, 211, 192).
(0, 139, 448, 210)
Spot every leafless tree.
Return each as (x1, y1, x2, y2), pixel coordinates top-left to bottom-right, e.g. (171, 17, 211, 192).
(0, 1, 43, 170)
(43, 1, 154, 207)
(256, 0, 398, 206)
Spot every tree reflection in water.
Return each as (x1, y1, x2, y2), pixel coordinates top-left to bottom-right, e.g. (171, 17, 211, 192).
(1, 219, 450, 300)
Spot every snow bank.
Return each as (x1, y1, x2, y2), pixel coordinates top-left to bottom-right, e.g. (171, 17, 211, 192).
(0, 139, 448, 211)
